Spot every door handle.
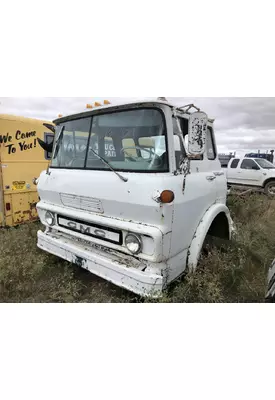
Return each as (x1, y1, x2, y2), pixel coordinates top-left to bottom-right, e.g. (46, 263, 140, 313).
(206, 176, 216, 181)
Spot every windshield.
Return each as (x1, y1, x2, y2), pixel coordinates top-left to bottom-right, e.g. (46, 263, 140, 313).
(254, 158, 275, 169)
(51, 108, 168, 172)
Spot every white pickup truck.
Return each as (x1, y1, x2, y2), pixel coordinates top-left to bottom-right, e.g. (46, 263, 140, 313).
(225, 157, 275, 196)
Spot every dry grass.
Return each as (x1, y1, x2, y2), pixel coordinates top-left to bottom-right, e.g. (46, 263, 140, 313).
(0, 193, 274, 303)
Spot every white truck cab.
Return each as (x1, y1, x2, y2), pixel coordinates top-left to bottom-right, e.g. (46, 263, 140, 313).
(36, 99, 233, 297)
(226, 157, 275, 196)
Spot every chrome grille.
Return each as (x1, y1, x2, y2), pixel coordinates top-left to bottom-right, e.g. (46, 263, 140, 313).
(57, 215, 122, 245)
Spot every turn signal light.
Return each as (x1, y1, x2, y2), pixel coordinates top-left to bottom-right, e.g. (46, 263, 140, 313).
(160, 190, 175, 204)
(86, 104, 93, 109)
(104, 100, 111, 105)
(95, 102, 102, 107)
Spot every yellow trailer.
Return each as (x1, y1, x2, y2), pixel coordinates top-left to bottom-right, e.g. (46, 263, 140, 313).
(0, 114, 54, 227)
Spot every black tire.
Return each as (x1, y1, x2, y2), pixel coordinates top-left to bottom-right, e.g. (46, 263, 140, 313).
(264, 181, 275, 197)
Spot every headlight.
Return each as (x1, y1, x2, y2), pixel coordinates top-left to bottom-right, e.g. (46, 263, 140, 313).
(125, 234, 142, 255)
(45, 211, 55, 226)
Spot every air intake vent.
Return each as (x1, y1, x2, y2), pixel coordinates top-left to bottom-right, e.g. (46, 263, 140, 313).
(60, 193, 104, 214)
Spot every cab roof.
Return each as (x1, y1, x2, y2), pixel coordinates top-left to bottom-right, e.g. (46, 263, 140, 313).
(53, 99, 215, 125)
(0, 114, 51, 125)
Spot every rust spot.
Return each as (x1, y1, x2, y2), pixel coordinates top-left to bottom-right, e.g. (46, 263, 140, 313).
(23, 210, 31, 215)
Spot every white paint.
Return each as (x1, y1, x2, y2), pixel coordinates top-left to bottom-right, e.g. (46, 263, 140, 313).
(37, 230, 163, 298)
(37, 100, 232, 297)
(226, 157, 275, 190)
(188, 203, 233, 272)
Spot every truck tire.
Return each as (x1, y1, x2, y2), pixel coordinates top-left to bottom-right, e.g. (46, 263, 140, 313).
(264, 181, 275, 197)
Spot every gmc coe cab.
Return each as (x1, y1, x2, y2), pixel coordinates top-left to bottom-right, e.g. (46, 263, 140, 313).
(36, 99, 233, 297)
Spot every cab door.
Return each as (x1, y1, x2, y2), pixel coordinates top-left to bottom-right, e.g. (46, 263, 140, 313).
(235, 159, 263, 186)
(168, 118, 219, 279)
(205, 127, 227, 202)
(226, 158, 241, 183)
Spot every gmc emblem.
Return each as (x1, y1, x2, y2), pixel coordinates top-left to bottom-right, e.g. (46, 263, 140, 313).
(67, 221, 106, 239)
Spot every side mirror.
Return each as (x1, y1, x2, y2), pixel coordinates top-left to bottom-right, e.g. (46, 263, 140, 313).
(188, 112, 208, 155)
(252, 165, 260, 171)
(37, 137, 54, 153)
(43, 123, 55, 134)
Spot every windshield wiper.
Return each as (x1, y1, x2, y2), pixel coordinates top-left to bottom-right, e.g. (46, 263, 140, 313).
(53, 126, 65, 157)
(88, 147, 128, 183)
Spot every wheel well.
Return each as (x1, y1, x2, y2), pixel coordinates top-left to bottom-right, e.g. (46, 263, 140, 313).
(207, 212, 230, 240)
(263, 178, 275, 188)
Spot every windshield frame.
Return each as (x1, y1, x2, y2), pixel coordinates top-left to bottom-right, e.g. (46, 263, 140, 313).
(49, 106, 170, 174)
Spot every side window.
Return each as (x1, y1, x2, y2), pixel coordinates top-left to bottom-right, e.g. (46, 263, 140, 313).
(44, 133, 54, 160)
(206, 128, 216, 160)
(231, 159, 240, 168)
(241, 159, 259, 170)
(172, 117, 187, 167)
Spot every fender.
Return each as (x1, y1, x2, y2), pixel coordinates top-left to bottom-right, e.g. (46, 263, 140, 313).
(187, 203, 233, 272)
(262, 177, 275, 188)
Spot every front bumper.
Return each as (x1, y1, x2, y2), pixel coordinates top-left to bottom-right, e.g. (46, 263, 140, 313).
(37, 230, 164, 298)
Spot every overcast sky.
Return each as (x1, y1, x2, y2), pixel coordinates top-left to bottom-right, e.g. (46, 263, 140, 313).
(0, 97, 274, 155)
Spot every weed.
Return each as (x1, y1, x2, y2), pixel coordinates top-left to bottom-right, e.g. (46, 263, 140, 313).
(0, 194, 273, 303)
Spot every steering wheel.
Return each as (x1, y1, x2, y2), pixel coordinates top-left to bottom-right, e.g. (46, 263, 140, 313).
(120, 147, 140, 162)
(121, 146, 162, 168)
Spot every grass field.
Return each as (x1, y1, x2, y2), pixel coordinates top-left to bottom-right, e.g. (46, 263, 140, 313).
(0, 193, 274, 303)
